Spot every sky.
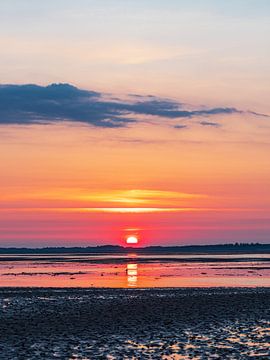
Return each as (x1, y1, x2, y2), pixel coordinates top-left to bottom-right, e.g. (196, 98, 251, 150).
(0, 0, 270, 247)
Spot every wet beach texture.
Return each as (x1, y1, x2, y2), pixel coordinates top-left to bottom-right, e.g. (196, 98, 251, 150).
(0, 288, 270, 359)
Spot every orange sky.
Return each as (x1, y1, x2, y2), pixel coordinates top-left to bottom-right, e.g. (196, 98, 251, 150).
(0, 112, 270, 246)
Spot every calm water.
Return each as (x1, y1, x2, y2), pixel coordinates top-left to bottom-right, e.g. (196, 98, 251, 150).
(1, 253, 270, 287)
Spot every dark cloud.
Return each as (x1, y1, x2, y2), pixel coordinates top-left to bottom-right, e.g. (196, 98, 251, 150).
(0, 83, 132, 128)
(0, 83, 241, 128)
(127, 102, 240, 119)
(174, 124, 188, 129)
(199, 121, 220, 127)
(248, 111, 270, 118)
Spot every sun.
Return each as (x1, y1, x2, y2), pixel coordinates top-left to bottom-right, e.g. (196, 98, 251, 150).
(126, 236, 138, 245)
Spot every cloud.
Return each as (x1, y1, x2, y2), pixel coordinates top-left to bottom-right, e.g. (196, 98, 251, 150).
(174, 124, 188, 129)
(199, 120, 220, 127)
(0, 83, 133, 128)
(0, 83, 242, 128)
(248, 111, 270, 118)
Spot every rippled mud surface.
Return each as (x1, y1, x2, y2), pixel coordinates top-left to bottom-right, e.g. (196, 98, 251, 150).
(0, 288, 270, 359)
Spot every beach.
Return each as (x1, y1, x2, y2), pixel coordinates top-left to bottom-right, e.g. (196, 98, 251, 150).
(1, 287, 270, 359)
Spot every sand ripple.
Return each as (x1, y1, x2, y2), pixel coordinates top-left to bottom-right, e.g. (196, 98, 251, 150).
(0, 288, 270, 359)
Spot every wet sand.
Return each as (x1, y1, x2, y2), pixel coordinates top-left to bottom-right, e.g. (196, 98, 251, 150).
(0, 288, 270, 359)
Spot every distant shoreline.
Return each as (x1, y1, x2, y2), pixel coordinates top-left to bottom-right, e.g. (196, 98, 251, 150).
(0, 243, 270, 254)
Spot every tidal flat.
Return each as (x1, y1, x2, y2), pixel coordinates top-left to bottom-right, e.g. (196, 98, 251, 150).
(0, 287, 270, 359)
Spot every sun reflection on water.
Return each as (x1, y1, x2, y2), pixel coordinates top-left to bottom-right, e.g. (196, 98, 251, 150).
(126, 263, 138, 287)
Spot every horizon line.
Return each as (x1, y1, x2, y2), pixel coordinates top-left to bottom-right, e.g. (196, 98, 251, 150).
(0, 243, 268, 250)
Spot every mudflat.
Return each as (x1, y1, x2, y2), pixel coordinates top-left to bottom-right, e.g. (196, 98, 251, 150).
(0, 288, 270, 359)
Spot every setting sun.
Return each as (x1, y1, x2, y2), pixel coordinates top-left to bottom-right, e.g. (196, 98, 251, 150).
(126, 236, 138, 245)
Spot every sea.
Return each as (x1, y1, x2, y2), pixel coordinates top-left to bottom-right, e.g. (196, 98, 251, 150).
(1, 252, 270, 287)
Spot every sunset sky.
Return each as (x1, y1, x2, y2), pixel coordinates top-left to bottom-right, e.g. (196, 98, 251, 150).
(0, 0, 270, 247)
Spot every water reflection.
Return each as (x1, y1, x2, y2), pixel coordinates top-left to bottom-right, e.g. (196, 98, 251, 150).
(2, 254, 270, 288)
(126, 263, 138, 287)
